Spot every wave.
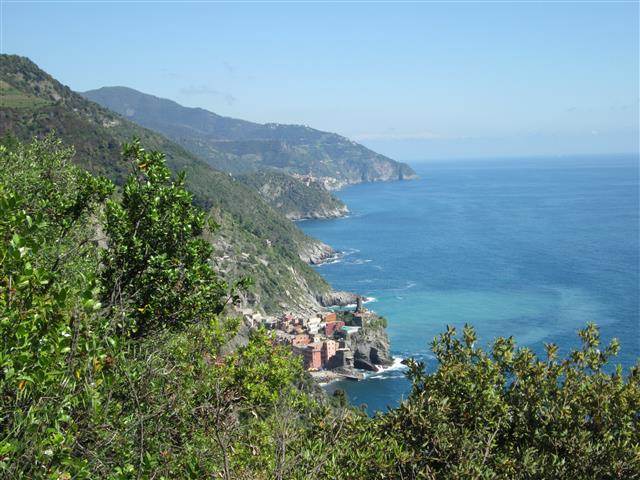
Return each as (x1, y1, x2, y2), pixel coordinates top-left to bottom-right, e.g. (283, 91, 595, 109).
(371, 370, 407, 381)
(341, 303, 357, 309)
(377, 356, 408, 373)
(385, 280, 417, 292)
(393, 280, 416, 291)
(403, 351, 436, 363)
(364, 356, 408, 380)
(350, 258, 373, 265)
(316, 257, 343, 267)
(316, 248, 362, 267)
(339, 296, 378, 310)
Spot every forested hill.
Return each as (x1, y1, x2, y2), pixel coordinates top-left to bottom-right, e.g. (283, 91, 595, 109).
(82, 86, 417, 186)
(0, 54, 332, 313)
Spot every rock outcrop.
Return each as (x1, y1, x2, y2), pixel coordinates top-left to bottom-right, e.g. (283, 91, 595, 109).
(350, 318, 393, 371)
(298, 241, 338, 265)
(287, 204, 350, 221)
(316, 291, 359, 307)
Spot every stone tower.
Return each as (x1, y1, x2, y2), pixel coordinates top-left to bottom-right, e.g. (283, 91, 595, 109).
(356, 295, 364, 313)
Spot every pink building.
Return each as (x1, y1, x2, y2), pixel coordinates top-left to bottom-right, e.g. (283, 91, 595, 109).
(294, 343, 322, 370)
(321, 340, 337, 365)
(324, 320, 345, 337)
(293, 340, 338, 370)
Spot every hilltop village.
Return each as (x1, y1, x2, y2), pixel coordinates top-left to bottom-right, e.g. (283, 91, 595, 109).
(238, 297, 393, 381)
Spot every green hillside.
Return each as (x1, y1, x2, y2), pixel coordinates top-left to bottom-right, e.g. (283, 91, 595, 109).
(82, 86, 417, 184)
(0, 54, 331, 313)
(238, 170, 349, 220)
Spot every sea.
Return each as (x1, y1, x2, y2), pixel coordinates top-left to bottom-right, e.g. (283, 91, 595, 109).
(298, 154, 639, 415)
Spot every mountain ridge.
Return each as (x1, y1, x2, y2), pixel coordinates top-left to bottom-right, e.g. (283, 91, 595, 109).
(82, 85, 417, 186)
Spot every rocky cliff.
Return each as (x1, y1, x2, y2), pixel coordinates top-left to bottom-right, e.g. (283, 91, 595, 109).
(316, 291, 359, 307)
(350, 318, 393, 371)
(237, 171, 350, 221)
(298, 241, 338, 265)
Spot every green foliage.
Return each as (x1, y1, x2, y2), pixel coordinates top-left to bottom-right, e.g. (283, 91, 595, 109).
(1, 135, 637, 479)
(366, 314, 388, 330)
(378, 323, 640, 479)
(237, 170, 347, 220)
(0, 80, 52, 109)
(100, 139, 235, 336)
(0, 138, 114, 478)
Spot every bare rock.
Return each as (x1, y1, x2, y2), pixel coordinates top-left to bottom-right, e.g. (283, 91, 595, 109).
(317, 291, 359, 307)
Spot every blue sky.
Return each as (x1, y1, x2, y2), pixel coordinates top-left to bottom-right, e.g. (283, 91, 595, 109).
(2, 1, 638, 160)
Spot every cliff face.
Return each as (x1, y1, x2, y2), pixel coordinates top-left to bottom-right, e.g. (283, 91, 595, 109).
(287, 205, 349, 221)
(316, 291, 359, 307)
(351, 330, 393, 371)
(237, 171, 350, 221)
(348, 316, 393, 371)
(298, 241, 337, 265)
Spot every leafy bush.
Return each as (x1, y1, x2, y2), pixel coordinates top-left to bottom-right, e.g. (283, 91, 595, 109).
(100, 139, 238, 337)
(1, 136, 637, 479)
(0, 137, 113, 478)
(379, 324, 640, 478)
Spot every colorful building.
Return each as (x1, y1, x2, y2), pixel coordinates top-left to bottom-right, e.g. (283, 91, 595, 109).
(324, 320, 345, 337)
(321, 340, 337, 365)
(321, 312, 337, 323)
(294, 340, 339, 370)
(294, 343, 322, 370)
(291, 333, 311, 347)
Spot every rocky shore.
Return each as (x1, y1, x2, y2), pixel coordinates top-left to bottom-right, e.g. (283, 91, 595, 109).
(298, 241, 337, 265)
(287, 204, 350, 221)
(350, 324, 393, 371)
(316, 291, 359, 307)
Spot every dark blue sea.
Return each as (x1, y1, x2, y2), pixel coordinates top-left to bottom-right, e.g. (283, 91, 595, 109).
(299, 154, 639, 415)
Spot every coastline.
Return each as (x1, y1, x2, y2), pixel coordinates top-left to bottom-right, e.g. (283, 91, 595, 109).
(289, 206, 350, 222)
(296, 176, 419, 391)
(314, 356, 407, 387)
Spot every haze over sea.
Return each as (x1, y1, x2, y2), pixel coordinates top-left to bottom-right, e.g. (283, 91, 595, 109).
(299, 154, 639, 414)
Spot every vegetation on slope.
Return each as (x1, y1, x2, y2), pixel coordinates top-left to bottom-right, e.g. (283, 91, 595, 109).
(238, 170, 349, 220)
(82, 86, 417, 184)
(0, 54, 331, 313)
(1, 136, 638, 479)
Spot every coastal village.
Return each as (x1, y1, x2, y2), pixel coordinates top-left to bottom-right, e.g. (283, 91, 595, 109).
(238, 297, 389, 382)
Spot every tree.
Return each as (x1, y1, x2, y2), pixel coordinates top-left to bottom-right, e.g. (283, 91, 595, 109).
(100, 139, 242, 337)
(0, 137, 113, 478)
(377, 323, 640, 479)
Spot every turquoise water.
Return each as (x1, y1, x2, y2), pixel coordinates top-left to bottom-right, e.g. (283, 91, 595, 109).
(299, 155, 639, 414)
